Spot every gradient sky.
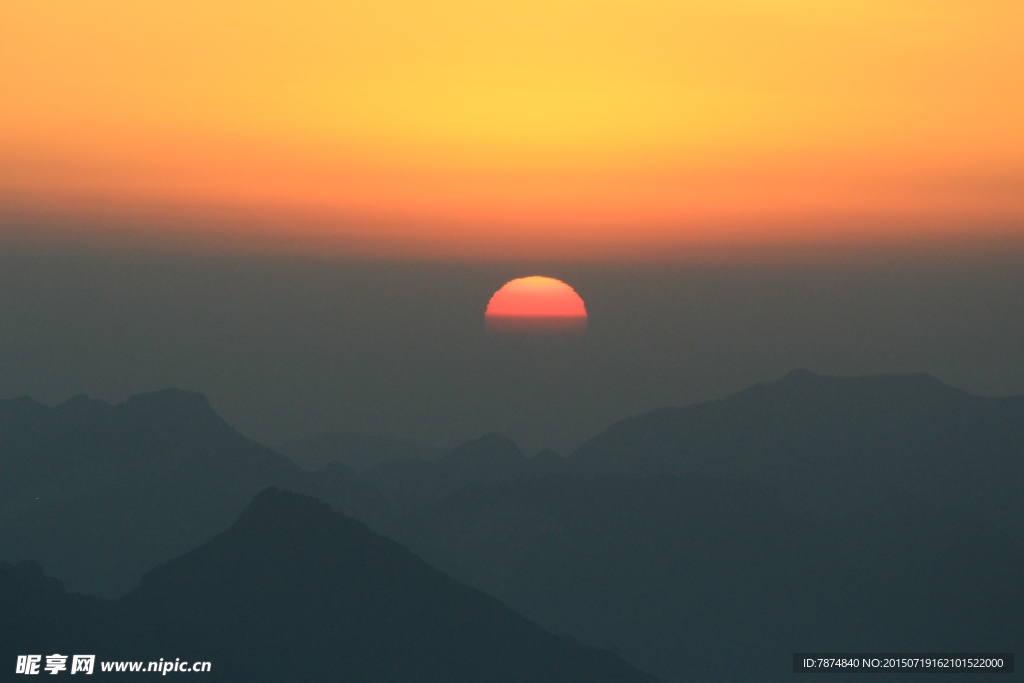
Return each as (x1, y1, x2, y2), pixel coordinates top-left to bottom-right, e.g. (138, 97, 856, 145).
(2, 0, 1023, 259)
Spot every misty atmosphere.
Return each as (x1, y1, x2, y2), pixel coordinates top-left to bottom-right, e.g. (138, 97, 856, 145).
(2, 248, 1022, 680)
(2, 247, 1023, 455)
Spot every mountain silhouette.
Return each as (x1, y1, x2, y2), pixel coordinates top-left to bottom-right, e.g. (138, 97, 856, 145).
(387, 474, 1023, 682)
(4, 373, 1022, 681)
(0, 390, 311, 596)
(571, 370, 1024, 518)
(0, 488, 658, 682)
(0, 392, 534, 596)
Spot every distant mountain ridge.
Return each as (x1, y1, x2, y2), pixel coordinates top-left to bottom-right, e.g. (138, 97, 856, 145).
(0, 389, 297, 517)
(4, 370, 1023, 597)
(277, 430, 441, 472)
(3, 371, 1023, 681)
(0, 488, 658, 683)
(0, 391, 564, 596)
(570, 369, 1024, 518)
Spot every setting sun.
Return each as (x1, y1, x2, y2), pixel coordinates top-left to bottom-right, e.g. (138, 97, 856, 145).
(485, 276, 587, 334)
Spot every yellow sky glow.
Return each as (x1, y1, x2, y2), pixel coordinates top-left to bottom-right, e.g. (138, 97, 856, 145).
(2, 0, 1022, 259)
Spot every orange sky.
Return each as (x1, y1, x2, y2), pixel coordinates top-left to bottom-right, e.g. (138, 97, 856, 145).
(2, 0, 1022, 260)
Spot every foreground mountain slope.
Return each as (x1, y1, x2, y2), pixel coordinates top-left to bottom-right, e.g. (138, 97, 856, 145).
(1, 488, 658, 683)
(571, 370, 1024, 518)
(0, 390, 313, 596)
(387, 474, 1023, 682)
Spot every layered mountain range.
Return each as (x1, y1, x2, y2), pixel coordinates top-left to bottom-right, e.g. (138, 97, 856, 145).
(1, 489, 654, 682)
(2, 371, 1021, 681)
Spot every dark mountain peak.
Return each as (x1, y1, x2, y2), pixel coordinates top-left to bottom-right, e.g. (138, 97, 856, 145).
(128, 486, 386, 601)
(115, 388, 226, 430)
(118, 487, 657, 682)
(228, 486, 331, 534)
(3, 559, 49, 585)
(242, 484, 302, 509)
(0, 395, 46, 420)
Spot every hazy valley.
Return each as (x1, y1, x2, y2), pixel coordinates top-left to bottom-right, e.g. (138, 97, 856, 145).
(3, 371, 1021, 680)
